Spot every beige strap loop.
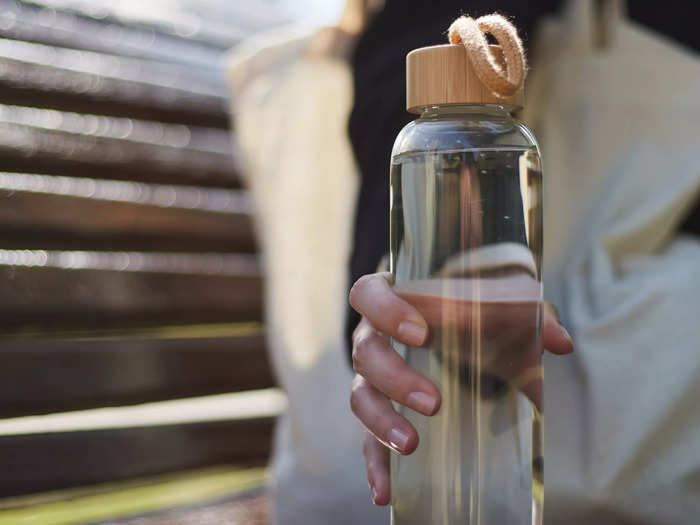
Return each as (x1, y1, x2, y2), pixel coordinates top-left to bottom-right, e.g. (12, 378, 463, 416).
(448, 14, 527, 98)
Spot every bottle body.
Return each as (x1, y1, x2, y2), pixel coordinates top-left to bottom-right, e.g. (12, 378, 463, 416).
(389, 105, 543, 525)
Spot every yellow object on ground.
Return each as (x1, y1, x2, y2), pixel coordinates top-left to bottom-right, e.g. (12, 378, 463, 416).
(0, 466, 266, 525)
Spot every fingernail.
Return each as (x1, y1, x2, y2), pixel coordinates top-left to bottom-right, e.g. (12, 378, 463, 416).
(551, 306, 562, 324)
(397, 321, 427, 346)
(407, 391, 438, 415)
(559, 323, 572, 343)
(387, 427, 410, 452)
(371, 484, 379, 503)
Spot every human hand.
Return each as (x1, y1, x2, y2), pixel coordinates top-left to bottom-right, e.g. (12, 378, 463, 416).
(348, 272, 573, 505)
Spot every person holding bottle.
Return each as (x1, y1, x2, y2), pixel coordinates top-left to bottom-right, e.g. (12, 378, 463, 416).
(348, 1, 700, 523)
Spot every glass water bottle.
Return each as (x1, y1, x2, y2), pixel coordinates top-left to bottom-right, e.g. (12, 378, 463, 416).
(389, 43, 543, 525)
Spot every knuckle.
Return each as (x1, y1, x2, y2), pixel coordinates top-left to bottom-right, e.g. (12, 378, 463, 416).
(352, 337, 369, 374)
(349, 376, 364, 415)
(349, 274, 373, 308)
(351, 350, 362, 374)
(352, 334, 374, 374)
(351, 373, 363, 391)
(351, 317, 369, 347)
(349, 388, 359, 416)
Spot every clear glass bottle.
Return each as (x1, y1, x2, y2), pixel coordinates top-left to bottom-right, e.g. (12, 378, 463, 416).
(390, 45, 543, 525)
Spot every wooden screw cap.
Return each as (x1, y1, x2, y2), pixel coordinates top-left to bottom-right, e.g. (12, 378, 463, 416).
(406, 44, 524, 113)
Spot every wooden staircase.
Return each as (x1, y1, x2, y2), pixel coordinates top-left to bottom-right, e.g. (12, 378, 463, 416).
(0, 1, 282, 520)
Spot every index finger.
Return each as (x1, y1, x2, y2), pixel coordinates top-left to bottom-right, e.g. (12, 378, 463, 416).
(349, 272, 428, 347)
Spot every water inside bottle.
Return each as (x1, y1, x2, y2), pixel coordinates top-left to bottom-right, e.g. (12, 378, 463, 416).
(389, 147, 543, 525)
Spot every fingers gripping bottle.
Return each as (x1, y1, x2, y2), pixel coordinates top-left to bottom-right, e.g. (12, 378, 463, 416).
(389, 15, 543, 525)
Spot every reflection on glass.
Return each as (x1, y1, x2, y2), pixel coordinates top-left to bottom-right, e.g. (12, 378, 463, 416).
(390, 148, 543, 525)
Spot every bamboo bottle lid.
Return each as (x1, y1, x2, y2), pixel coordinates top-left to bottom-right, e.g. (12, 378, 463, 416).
(406, 44, 524, 113)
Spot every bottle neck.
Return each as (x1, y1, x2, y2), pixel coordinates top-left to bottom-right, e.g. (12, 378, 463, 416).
(419, 104, 515, 120)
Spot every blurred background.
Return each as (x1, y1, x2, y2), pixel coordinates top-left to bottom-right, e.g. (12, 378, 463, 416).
(0, 1, 349, 523)
(2, 1, 699, 524)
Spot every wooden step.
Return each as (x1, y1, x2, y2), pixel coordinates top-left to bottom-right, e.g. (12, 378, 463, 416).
(0, 104, 238, 187)
(0, 0, 234, 69)
(0, 172, 256, 252)
(0, 390, 283, 496)
(0, 38, 229, 126)
(0, 327, 273, 417)
(0, 251, 263, 334)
